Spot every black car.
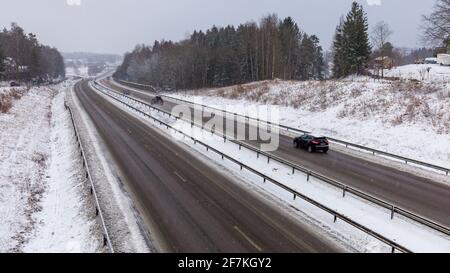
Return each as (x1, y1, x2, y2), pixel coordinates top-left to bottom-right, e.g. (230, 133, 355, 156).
(151, 96, 164, 105)
(123, 90, 131, 95)
(293, 134, 329, 153)
(10, 81, 20, 87)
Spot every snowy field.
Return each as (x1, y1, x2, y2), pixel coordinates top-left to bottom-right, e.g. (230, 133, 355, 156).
(66, 66, 89, 78)
(94, 83, 450, 253)
(156, 77, 450, 170)
(383, 64, 450, 83)
(0, 82, 101, 252)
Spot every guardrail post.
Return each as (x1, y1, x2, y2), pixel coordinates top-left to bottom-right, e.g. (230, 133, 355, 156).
(307, 173, 310, 182)
(391, 206, 395, 219)
(292, 167, 295, 174)
(334, 215, 337, 223)
(239, 144, 241, 150)
(293, 194, 296, 200)
(267, 157, 270, 164)
(343, 187, 346, 197)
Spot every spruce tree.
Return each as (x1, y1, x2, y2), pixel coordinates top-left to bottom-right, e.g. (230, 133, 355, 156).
(310, 35, 324, 79)
(344, 1, 371, 75)
(332, 2, 371, 78)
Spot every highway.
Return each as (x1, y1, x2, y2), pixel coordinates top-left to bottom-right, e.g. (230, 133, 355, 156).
(74, 80, 344, 253)
(103, 79, 450, 228)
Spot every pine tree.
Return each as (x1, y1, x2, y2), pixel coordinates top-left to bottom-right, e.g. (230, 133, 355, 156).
(332, 2, 371, 78)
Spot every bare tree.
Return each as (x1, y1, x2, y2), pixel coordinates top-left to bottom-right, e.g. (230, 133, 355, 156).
(421, 0, 450, 47)
(372, 21, 392, 78)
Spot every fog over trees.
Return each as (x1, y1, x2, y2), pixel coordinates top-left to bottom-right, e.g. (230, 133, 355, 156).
(0, 23, 65, 82)
(114, 14, 324, 90)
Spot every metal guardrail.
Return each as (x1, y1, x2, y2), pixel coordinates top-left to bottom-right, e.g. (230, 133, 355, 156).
(104, 80, 450, 238)
(64, 99, 114, 253)
(116, 79, 450, 176)
(92, 81, 413, 253)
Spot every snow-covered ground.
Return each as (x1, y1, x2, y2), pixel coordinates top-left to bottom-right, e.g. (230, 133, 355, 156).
(0, 82, 101, 252)
(158, 78, 450, 170)
(383, 64, 450, 83)
(66, 66, 89, 78)
(0, 86, 29, 113)
(94, 84, 450, 253)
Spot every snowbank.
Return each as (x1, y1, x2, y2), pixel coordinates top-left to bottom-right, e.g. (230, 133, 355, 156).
(0, 82, 100, 252)
(24, 84, 101, 252)
(383, 64, 450, 83)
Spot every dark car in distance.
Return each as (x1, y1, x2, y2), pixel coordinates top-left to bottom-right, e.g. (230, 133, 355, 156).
(151, 96, 164, 105)
(123, 90, 131, 95)
(293, 134, 329, 153)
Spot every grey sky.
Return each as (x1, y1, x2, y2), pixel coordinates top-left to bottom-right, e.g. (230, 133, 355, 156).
(0, 0, 434, 55)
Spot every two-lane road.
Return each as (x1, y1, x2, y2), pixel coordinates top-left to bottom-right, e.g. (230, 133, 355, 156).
(75, 80, 344, 252)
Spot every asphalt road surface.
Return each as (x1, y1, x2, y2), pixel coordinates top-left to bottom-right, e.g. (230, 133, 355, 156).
(75, 80, 344, 253)
(104, 79, 450, 228)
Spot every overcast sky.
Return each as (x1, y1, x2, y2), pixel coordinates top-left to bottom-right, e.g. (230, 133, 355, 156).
(0, 0, 435, 55)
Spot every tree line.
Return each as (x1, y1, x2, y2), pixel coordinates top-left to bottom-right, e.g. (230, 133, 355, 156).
(116, 0, 449, 88)
(0, 23, 65, 82)
(115, 14, 324, 90)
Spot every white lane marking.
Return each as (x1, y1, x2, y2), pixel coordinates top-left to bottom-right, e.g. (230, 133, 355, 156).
(234, 225, 263, 252)
(174, 171, 187, 183)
